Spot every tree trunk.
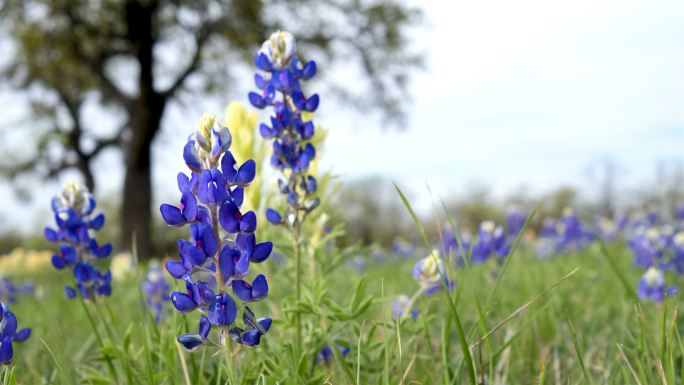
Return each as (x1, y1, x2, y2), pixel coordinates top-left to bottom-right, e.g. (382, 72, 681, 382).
(121, 96, 165, 256)
(121, 0, 163, 256)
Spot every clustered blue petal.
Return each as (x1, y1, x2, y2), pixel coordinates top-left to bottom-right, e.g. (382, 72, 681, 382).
(162, 114, 273, 350)
(0, 302, 31, 365)
(44, 182, 113, 299)
(249, 32, 320, 226)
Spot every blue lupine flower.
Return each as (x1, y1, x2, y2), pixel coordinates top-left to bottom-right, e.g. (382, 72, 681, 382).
(637, 267, 677, 302)
(391, 239, 414, 259)
(629, 227, 666, 268)
(594, 217, 618, 242)
(671, 232, 684, 273)
(45, 182, 113, 300)
(391, 295, 419, 320)
(506, 209, 526, 237)
(162, 113, 273, 351)
(316, 343, 351, 365)
(0, 303, 31, 365)
(412, 250, 455, 295)
(249, 31, 321, 226)
(471, 221, 509, 264)
(142, 263, 171, 322)
(442, 226, 470, 266)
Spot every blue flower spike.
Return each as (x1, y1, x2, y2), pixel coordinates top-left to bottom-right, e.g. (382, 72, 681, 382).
(44, 182, 113, 300)
(161, 112, 273, 352)
(249, 31, 321, 227)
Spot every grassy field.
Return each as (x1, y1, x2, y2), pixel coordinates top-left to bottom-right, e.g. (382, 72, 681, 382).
(2, 233, 681, 384)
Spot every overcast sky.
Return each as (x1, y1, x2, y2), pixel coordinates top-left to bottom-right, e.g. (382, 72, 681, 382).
(2, 0, 683, 233)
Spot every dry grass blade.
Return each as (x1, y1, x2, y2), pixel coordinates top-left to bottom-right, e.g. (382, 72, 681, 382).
(616, 344, 643, 385)
(470, 267, 580, 349)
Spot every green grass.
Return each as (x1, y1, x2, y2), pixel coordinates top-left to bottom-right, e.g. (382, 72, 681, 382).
(3, 238, 682, 384)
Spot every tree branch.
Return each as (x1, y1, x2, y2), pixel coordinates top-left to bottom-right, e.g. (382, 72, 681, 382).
(161, 23, 215, 98)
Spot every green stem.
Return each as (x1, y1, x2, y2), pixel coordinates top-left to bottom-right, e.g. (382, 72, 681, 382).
(294, 227, 302, 355)
(79, 297, 119, 383)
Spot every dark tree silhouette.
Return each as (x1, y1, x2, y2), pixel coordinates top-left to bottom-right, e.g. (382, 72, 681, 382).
(0, 0, 420, 255)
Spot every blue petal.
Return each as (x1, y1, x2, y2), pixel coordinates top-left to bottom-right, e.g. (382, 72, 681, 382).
(248, 92, 266, 109)
(240, 330, 262, 346)
(13, 328, 30, 342)
(44, 227, 59, 242)
(0, 336, 12, 365)
(265, 209, 282, 225)
(90, 214, 105, 230)
(178, 334, 204, 351)
(171, 292, 198, 313)
(240, 211, 257, 233)
(219, 202, 241, 233)
(236, 160, 256, 185)
(183, 141, 202, 172)
(160, 204, 187, 227)
(64, 286, 77, 299)
(251, 275, 268, 301)
(199, 316, 211, 339)
(0, 312, 17, 337)
(234, 252, 250, 278)
(231, 280, 252, 302)
(250, 242, 272, 263)
(51, 256, 67, 270)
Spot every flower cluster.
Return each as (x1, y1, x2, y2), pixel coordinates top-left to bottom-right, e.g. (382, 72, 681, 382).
(141, 262, 171, 322)
(161, 114, 273, 349)
(536, 208, 594, 254)
(0, 303, 31, 365)
(248, 31, 321, 227)
(637, 267, 677, 302)
(44, 182, 112, 299)
(443, 216, 521, 266)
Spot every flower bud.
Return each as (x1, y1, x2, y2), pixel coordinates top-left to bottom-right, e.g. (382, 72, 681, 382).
(412, 249, 445, 287)
(260, 31, 297, 68)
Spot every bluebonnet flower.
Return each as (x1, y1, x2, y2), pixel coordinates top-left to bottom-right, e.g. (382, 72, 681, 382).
(392, 239, 415, 259)
(535, 209, 594, 256)
(629, 227, 666, 268)
(671, 232, 684, 273)
(471, 221, 510, 264)
(442, 226, 470, 266)
(44, 182, 112, 299)
(249, 31, 321, 228)
(555, 208, 594, 252)
(0, 277, 35, 304)
(412, 250, 455, 295)
(676, 202, 684, 221)
(506, 209, 526, 237)
(391, 295, 419, 320)
(0, 303, 31, 365)
(594, 217, 618, 242)
(161, 114, 273, 350)
(637, 267, 677, 302)
(142, 262, 171, 322)
(316, 343, 350, 365)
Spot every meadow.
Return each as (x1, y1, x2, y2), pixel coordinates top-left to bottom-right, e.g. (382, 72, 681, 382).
(0, 31, 682, 385)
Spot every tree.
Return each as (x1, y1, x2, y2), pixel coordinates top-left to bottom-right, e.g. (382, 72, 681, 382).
(0, 0, 421, 255)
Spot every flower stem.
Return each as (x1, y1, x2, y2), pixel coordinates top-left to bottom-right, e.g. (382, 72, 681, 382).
(401, 287, 427, 320)
(294, 227, 302, 355)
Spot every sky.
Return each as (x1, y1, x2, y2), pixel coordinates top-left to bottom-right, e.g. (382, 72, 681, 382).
(1, 0, 683, 233)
